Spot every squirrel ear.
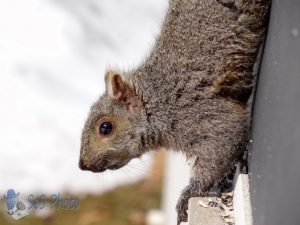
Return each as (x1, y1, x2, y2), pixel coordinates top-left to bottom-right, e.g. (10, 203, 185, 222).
(105, 70, 140, 112)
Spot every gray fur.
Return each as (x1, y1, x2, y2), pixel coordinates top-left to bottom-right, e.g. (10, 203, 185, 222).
(79, 0, 271, 223)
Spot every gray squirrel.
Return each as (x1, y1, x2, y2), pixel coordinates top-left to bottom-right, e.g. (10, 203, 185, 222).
(79, 0, 271, 223)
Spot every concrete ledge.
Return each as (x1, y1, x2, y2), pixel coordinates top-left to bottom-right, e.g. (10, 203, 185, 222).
(187, 165, 252, 225)
(188, 198, 225, 225)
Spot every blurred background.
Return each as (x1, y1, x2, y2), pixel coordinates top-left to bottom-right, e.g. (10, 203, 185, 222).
(0, 0, 191, 224)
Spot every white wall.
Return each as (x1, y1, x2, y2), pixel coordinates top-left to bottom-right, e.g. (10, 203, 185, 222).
(163, 152, 191, 225)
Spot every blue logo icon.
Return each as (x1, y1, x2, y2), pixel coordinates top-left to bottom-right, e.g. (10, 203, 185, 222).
(4, 189, 29, 220)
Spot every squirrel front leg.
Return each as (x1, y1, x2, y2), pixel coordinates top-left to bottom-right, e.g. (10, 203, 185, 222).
(176, 155, 240, 224)
(176, 158, 223, 224)
(176, 177, 214, 224)
(175, 101, 248, 224)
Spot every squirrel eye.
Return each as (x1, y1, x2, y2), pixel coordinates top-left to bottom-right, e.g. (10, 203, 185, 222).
(99, 122, 113, 136)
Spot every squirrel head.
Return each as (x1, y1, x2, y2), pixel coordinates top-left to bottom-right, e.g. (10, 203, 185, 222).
(79, 70, 147, 173)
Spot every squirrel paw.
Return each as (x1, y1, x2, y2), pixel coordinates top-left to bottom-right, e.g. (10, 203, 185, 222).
(176, 178, 213, 224)
(176, 192, 189, 225)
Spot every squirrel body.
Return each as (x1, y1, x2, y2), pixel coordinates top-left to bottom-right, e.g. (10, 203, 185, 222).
(79, 0, 271, 223)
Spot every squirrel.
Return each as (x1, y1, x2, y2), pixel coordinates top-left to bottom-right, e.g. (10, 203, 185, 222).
(79, 0, 271, 224)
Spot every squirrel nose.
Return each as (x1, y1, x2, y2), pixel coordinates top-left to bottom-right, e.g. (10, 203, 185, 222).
(79, 159, 89, 170)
